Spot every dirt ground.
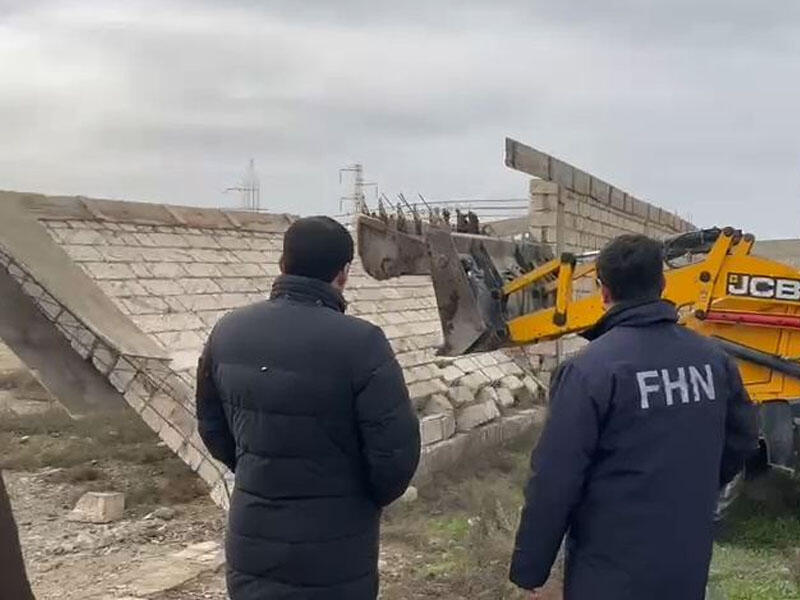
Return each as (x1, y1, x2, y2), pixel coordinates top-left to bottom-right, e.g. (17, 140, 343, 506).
(6, 387, 800, 599)
(2, 400, 554, 600)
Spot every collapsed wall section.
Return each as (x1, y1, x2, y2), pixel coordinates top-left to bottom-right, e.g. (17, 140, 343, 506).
(0, 192, 545, 506)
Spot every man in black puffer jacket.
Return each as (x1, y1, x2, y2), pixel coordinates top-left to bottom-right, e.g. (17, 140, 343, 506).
(196, 216, 420, 600)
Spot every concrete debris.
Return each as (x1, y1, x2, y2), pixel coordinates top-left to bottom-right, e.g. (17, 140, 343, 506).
(115, 540, 225, 597)
(420, 414, 452, 445)
(423, 394, 454, 416)
(67, 491, 125, 524)
(476, 386, 499, 407)
(447, 386, 474, 408)
(496, 387, 516, 408)
(455, 399, 500, 432)
(397, 486, 418, 505)
(456, 371, 491, 392)
(152, 506, 177, 521)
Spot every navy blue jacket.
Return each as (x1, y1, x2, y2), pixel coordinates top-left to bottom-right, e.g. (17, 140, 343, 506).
(196, 275, 420, 600)
(510, 300, 758, 600)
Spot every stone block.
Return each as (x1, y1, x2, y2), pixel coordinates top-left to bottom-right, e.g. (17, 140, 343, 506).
(226, 263, 267, 277)
(408, 379, 447, 406)
(496, 388, 516, 408)
(82, 262, 136, 280)
(395, 486, 418, 504)
(217, 277, 258, 293)
(500, 375, 525, 393)
(91, 343, 117, 375)
(196, 459, 224, 486)
(149, 392, 178, 420)
(98, 280, 148, 298)
(179, 278, 222, 295)
(522, 375, 542, 399)
(441, 412, 456, 439)
(155, 330, 205, 352)
(423, 394, 454, 416)
(149, 262, 188, 279)
(121, 296, 169, 316)
(550, 158, 573, 188)
(108, 357, 137, 393)
(482, 365, 507, 382)
(590, 177, 610, 204)
(178, 442, 206, 472)
(573, 169, 591, 195)
(34, 293, 63, 321)
(142, 279, 184, 296)
(455, 399, 500, 432)
(140, 405, 166, 434)
(476, 386, 499, 407)
(68, 492, 125, 524)
(63, 244, 103, 262)
(475, 353, 497, 368)
(183, 262, 222, 277)
(160, 423, 186, 453)
(457, 371, 491, 392)
(529, 179, 559, 195)
(420, 415, 446, 445)
(447, 386, 474, 408)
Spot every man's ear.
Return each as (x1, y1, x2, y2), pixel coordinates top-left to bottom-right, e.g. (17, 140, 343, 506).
(279, 254, 286, 274)
(600, 284, 614, 307)
(335, 263, 351, 289)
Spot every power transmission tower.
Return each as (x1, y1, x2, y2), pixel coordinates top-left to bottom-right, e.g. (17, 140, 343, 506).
(226, 158, 261, 212)
(339, 164, 376, 214)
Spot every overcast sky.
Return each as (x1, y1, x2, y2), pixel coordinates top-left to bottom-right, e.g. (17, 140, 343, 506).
(1, 1, 799, 238)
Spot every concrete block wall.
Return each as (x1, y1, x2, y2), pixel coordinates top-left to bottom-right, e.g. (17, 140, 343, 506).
(512, 145, 696, 385)
(0, 194, 548, 508)
(528, 180, 694, 254)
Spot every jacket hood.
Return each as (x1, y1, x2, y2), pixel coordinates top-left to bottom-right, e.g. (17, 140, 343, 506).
(582, 299, 677, 341)
(270, 274, 347, 313)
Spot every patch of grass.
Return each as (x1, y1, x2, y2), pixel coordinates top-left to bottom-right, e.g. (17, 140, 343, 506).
(711, 471, 800, 599)
(0, 369, 41, 391)
(0, 407, 208, 507)
(711, 545, 800, 599)
(383, 440, 800, 600)
(0, 408, 166, 470)
(382, 440, 534, 600)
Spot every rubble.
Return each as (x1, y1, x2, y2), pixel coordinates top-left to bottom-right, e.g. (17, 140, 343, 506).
(455, 400, 501, 432)
(67, 491, 125, 524)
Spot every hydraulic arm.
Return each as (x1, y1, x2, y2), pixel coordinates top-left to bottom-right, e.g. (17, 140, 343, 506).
(357, 216, 800, 405)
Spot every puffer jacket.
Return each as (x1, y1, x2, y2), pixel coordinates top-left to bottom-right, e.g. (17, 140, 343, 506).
(196, 274, 420, 600)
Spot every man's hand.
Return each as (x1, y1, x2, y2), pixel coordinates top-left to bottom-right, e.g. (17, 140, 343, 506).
(528, 589, 543, 599)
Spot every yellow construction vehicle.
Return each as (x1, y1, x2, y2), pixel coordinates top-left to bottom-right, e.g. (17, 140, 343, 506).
(357, 215, 800, 472)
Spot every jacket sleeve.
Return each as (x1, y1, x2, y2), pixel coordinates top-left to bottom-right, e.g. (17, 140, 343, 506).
(720, 357, 758, 487)
(195, 336, 236, 472)
(354, 327, 421, 507)
(509, 362, 601, 591)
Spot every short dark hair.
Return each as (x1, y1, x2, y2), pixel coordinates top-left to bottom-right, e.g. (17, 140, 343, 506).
(281, 216, 354, 282)
(596, 234, 664, 302)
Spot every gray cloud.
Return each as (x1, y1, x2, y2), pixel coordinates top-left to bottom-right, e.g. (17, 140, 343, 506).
(0, 0, 798, 237)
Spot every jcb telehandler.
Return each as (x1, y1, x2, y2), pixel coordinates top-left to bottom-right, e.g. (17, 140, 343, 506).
(357, 214, 800, 473)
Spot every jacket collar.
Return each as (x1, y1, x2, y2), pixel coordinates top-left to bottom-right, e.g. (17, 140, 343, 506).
(582, 299, 677, 341)
(270, 274, 347, 313)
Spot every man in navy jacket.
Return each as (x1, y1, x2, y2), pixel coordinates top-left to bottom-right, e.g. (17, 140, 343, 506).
(509, 234, 758, 600)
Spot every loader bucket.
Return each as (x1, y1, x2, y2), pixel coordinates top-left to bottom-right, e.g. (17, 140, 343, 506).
(356, 215, 555, 355)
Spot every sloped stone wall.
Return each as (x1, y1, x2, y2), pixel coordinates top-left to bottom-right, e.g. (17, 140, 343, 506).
(28, 206, 543, 497)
